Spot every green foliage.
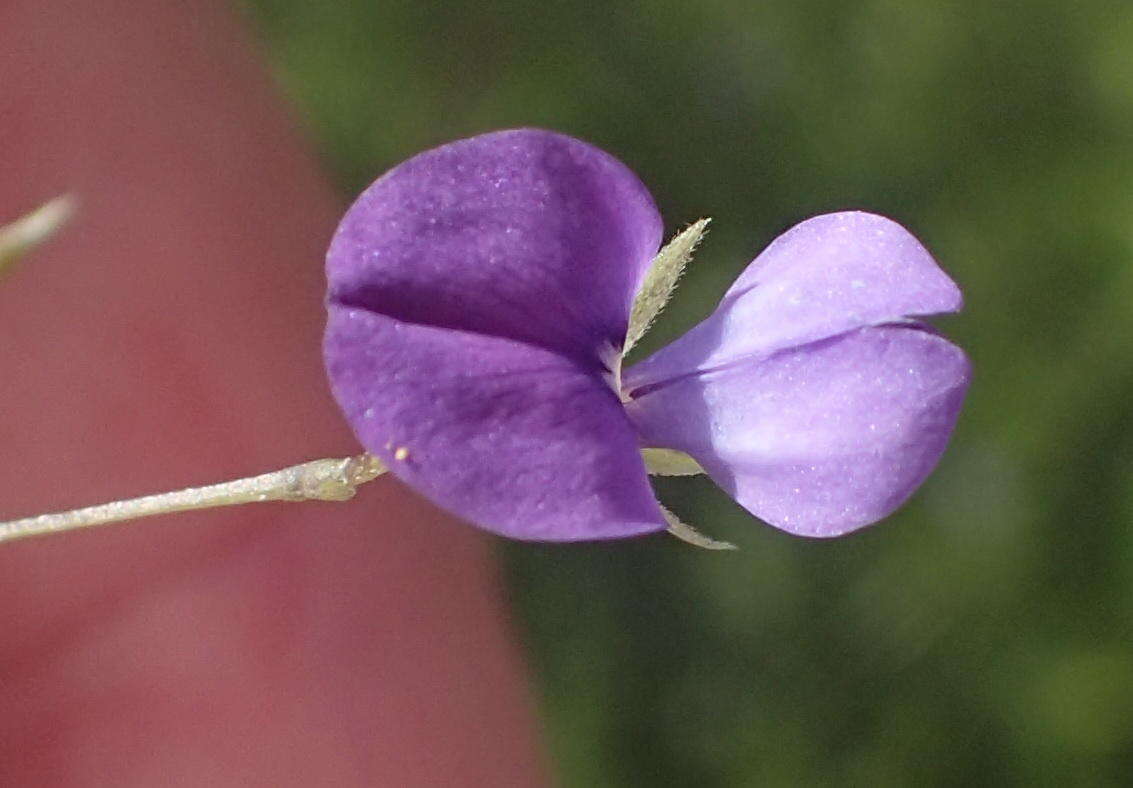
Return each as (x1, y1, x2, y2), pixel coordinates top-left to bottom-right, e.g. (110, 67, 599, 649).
(245, 0, 1133, 782)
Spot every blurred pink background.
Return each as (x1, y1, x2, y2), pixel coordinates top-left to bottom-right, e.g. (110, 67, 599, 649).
(0, 2, 544, 783)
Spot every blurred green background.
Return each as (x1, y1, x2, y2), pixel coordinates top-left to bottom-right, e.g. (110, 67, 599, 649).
(243, 0, 1133, 783)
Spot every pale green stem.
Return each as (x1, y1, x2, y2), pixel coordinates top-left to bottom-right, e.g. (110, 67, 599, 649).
(0, 453, 386, 546)
(0, 195, 76, 274)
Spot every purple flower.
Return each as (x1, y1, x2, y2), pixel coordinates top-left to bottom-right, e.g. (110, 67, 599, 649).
(323, 129, 969, 542)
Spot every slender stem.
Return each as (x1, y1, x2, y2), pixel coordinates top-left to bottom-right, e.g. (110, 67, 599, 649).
(0, 453, 386, 545)
(0, 194, 76, 272)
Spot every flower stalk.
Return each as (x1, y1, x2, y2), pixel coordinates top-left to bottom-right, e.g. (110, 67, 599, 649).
(0, 453, 385, 545)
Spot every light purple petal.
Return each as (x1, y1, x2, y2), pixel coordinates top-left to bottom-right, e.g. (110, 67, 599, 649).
(327, 129, 662, 364)
(626, 325, 970, 537)
(325, 305, 666, 541)
(625, 212, 961, 391)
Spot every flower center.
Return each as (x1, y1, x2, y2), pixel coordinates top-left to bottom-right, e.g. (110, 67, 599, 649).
(598, 341, 631, 403)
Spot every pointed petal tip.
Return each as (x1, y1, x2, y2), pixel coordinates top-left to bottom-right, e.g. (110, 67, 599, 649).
(785, 210, 964, 316)
(626, 209, 965, 390)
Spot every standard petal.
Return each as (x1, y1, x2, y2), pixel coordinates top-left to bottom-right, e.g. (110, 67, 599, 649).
(325, 305, 666, 541)
(326, 129, 662, 365)
(626, 325, 970, 537)
(624, 212, 961, 390)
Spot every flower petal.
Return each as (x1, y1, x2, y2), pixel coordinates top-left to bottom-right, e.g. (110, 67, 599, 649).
(325, 305, 666, 541)
(624, 212, 961, 390)
(626, 325, 970, 537)
(326, 129, 662, 364)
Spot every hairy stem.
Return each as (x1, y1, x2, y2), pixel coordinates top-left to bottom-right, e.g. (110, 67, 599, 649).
(0, 453, 386, 545)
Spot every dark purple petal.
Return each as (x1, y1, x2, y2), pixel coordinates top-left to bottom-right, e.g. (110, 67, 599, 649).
(325, 305, 666, 541)
(625, 212, 961, 391)
(626, 325, 970, 537)
(326, 129, 662, 365)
